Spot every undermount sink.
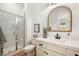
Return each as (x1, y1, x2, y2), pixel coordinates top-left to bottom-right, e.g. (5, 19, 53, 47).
(47, 38, 79, 47)
(38, 37, 79, 45)
(65, 40, 79, 46)
(46, 37, 66, 43)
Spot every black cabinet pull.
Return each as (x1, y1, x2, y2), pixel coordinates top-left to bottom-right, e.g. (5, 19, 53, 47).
(44, 51, 46, 53)
(46, 53, 48, 55)
(39, 44, 43, 46)
(75, 54, 79, 56)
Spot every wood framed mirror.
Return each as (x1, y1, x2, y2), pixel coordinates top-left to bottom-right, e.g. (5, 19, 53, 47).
(48, 6, 72, 32)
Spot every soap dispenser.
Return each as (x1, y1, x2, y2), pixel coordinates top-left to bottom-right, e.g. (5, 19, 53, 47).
(66, 33, 71, 40)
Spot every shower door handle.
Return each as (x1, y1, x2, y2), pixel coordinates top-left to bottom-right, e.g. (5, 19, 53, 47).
(13, 31, 16, 35)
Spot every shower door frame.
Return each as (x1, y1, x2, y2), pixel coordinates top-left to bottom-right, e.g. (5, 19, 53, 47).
(0, 10, 25, 53)
(15, 16, 25, 50)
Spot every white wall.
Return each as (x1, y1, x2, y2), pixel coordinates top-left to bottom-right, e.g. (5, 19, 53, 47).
(64, 4, 79, 40)
(30, 3, 79, 42)
(24, 3, 33, 45)
(0, 3, 24, 17)
(24, 3, 48, 45)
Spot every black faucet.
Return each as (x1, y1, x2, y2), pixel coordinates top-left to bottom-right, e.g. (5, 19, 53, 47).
(55, 33, 61, 39)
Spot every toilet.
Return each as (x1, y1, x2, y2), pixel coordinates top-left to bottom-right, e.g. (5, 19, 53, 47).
(6, 44, 36, 56)
(23, 44, 36, 56)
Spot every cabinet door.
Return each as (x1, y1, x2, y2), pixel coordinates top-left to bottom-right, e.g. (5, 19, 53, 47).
(46, 50, 64, 56)
(47, 44, 66, 55)
(36, 47, 42, 56)
(36, 47, 46, 56)
(67, 49, 79, 56)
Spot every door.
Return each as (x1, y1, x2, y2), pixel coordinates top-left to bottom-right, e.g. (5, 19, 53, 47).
(0, 11, 16, 54)
(36, 47, 46, 56)
(0, 11, 25, 55)
(16, 16, 25, 50)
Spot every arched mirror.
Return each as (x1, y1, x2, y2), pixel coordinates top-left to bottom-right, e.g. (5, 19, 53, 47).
(48, 6, 72, 32)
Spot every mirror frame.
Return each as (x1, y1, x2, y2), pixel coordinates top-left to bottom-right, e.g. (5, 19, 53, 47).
(48, 6, 72, 32)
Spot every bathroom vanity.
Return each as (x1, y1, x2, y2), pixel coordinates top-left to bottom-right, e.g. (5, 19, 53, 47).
(32, 37, 79, 56)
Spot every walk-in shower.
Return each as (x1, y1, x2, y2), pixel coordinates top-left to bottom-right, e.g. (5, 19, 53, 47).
(0, 10, 25, 55)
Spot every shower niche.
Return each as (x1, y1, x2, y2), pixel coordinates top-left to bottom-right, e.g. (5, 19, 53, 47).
(0, 11, 25, 55)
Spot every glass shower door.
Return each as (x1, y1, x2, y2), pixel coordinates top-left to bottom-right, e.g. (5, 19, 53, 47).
(0, 11, 25, 55)
(16, 16, 25, 50)
(0, 11, 16, 54)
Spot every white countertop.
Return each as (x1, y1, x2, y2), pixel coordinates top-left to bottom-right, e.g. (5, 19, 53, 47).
(34, 37, 79, 51)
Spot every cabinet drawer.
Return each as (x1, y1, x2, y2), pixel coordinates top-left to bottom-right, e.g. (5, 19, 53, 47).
(47, 44, 66, 55)
(36, 41, 47, 49)
(67, 49, 79, 56)
(46, 50, 64, 56)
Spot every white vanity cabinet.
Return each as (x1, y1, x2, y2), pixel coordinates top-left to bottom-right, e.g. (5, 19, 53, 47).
(32, 38, 79, 56)
(32, 39, 65, 56)
(36, 41, 47, 56)
(37, 41, 65, 56)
